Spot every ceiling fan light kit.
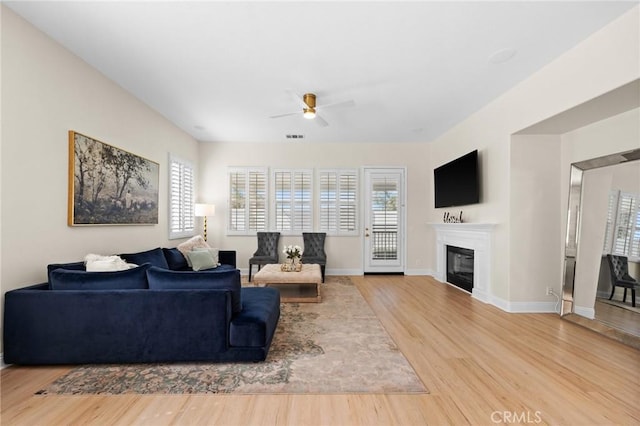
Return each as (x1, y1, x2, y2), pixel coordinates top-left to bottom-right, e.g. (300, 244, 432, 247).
(303, 93, 317, 119)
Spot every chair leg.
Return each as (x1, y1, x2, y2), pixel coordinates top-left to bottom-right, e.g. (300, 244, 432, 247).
(249, 264, 253, 282)
(623, 288, 628, 303)
(609, 285, 616, 300)
(321, 265, 326, 283)
(632, 289, 636, 308)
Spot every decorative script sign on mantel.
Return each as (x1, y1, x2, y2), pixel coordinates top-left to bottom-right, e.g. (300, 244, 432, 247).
(443, 211, 463, 223)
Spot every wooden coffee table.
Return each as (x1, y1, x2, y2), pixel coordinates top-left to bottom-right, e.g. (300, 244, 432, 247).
(253, 263, 323, 303)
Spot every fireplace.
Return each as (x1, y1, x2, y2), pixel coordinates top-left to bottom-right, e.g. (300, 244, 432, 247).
(431, 223, 494, 304)
(446, 245, 474, 292)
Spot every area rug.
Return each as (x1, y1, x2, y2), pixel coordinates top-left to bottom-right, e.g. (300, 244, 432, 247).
(37, 276, 427, 395)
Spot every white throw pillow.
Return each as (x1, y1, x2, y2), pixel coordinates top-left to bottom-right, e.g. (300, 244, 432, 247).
(84, 254, 133, 272)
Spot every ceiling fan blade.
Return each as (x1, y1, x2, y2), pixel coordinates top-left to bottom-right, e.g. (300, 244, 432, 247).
(315, 115, 329, 127)
(286, 89, 309, 108)
(269, 111, 299, 119)
(318, 99, 356, 110)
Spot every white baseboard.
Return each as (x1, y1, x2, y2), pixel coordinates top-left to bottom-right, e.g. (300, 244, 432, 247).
(404, 268, 433, 276)
(0, 353, 7, 369)
(492, 298, 560, 313)
(326, 268, 363, 276)
(574, 305, 596, 319)
(427, 273, 561, 314)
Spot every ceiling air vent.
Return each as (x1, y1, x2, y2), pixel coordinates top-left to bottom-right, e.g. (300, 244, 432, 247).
(285, 134, 305, 139)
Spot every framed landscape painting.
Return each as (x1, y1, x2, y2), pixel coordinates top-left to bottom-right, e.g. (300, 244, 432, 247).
(68, 131, 159, 226)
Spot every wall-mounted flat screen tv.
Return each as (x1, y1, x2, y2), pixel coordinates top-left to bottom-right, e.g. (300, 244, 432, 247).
(434, 150, 480, 208)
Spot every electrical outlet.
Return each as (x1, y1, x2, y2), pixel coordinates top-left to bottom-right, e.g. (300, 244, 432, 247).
(546, 287, 553, 296)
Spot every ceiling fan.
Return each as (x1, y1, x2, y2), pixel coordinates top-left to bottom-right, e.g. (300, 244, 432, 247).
(269, 92, 355, 127)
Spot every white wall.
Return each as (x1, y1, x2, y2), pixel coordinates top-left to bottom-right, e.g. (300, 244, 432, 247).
(198, 141, 431, 275)
(427, 7, 639, 309)
(0, 7, 199, 351)
(510, 135, 562, 304)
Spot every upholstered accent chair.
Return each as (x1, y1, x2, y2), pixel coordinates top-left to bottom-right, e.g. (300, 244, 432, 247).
(248, 232, 280, 282)
(607, 254, 639, 307)
(302, 232, 327, 282)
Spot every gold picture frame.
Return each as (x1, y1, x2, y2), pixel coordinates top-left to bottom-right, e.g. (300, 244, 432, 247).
(68, 131, 159, 226)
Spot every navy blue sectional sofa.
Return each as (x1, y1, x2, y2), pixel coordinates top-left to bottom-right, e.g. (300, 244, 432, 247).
(3, 247, 280, 365)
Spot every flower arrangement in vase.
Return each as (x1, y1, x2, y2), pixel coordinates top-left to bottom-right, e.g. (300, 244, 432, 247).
(281, 244, 303, 272)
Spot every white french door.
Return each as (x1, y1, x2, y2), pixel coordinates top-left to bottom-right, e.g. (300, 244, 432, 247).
(363, 168, 405, 273)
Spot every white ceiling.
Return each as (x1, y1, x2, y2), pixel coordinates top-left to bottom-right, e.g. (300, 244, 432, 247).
(6, 1, 637, 144)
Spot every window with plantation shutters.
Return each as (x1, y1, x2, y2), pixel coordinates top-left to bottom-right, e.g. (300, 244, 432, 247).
(604, 191, 640, 261)
(169, 155, 195, 239)
(272, 169, 313, 233)
(318, 169, 358, 235)
(228, 168, 267, 234)
(603, 192, 617, 253)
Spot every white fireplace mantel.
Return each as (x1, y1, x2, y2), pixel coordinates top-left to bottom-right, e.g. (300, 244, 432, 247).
(429, 223, 496, 303)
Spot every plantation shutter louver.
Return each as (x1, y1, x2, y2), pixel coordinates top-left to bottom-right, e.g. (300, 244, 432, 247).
(612, 192, 639, 257)
(605, 191, 640, 260)
(603, 191, 618, 253)
(273, 169, 312, 233)
(228, 168, 267, 234)
(339, 173, 357, 232)
(320, 172, 338, 232)
(319, 169, 358, 235)
(632, 203, 640, 259)
(229, 171, 246, 232)
(248, 170, 267, 231)
(169, 155, 195, 239)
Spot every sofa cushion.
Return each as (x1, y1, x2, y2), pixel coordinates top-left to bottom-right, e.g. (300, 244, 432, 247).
(146, 267, 242, 313)
(230, 287, 281, 347)
(47, 261, 86, 283)
(162, 248, 189, 271)
(49, 264, 151, 290)
(120, 247, 169, 269)
(186, 250, 218, 271)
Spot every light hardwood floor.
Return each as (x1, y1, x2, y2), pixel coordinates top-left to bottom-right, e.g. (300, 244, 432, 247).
(595, 298, 640, 337)
(2, 275, 639, 425)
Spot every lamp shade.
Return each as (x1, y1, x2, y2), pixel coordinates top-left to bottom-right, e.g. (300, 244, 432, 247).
(195, 203, 215, 217)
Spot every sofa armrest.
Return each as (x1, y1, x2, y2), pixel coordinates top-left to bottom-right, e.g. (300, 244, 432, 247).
(219, 250, 236, 268)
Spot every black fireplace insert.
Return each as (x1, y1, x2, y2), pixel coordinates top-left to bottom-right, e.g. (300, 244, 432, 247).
(446, 245, 474, 293)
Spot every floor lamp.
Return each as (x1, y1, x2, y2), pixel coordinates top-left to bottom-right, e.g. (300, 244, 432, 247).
(195, 203, 216, 242)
